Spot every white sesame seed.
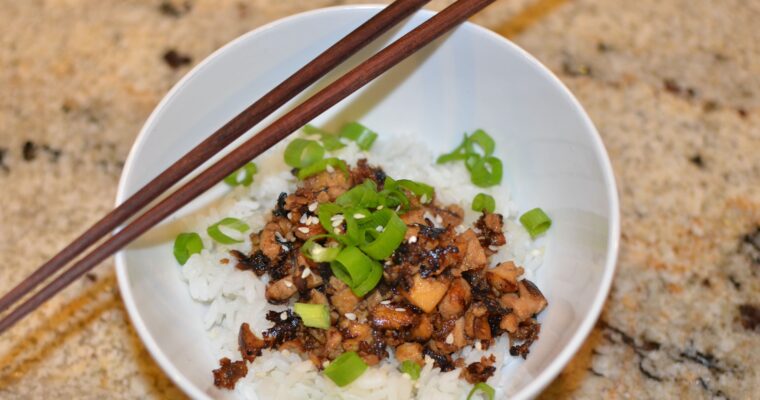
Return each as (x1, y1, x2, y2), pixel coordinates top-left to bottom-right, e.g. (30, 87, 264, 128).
(287, 212, 293, 220)
(395, 205, 401, 212)
(275, 231, 285, 241)
(298, 227, 310, 234)
(475, 340, 482, 350)
(322, 360, 330, 368)
(423, 211, 435, 223)
(284, 280, 293, 288)
(376, 225, 384, 232)
(308, 202, 318, 212)
(299, 214, 308, 224)
(280, 311, 288, 321)
(380, 300, 391, 305)
(420, 194, 429, 204)
(308, 216, 319, 225)
(326, 164, 335, 173)
(330, 214, 344, 221)
(395, 308, 406, 312)
(377, 205, 384, 210)
(334, 228, 341, 234)
(472, 227, 482, 234)
(344, 313, 357, 321)
(301, 268, 312, 279)
(445, 333, 454, 344)
(434, 215, 443, 225)
(408, 236, 417, 244)
(353, 213, 365, 219)
(488, 245, 499, 251)
(454, 225, 467, 234)
(280, 245, 289, 252)
(331, 220, 343, 228)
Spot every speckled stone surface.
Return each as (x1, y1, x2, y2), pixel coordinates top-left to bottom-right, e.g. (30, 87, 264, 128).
(0, 0, 758, 399)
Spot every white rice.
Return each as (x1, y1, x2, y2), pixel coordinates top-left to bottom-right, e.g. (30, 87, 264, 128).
(179, 130, 544, 400)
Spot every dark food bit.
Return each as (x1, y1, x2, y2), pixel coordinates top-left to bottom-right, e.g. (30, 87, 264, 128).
(212, 159, 548, 389)
(462, 355, 496, 384)
(22, 141, 37, 161)
(212, 358, 248, 389)
(738, 304, 760, 332)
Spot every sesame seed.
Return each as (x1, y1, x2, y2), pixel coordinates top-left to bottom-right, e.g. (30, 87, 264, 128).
(475, 340, 482, 350)
(445, 333, 454, 344)
(434, 215, 443, 225)
(275, 232, 285, 241)
(308, 202, 318, 212)
(308, 216, 319, 225)
(298, 227, 310, 234)
(330, 214, 344, 221)
(280, 312, 288, 321)
(334, 228, 341, 234)
(301, 268, 312, 279)
(326, 164, 335, 173)
(380, 300, 391, 305)
(408, 236, 417, 244)
(420, 194, 429, 203)
(287, 212, 293, 220)
(322, 360, 330, 368)
(377, 205, 384, 210)
(472, 227, 482, 234)
(454, 225, 467, 234)
(488, 245, 499, 251)
(376, 225, 384, 232)
(280, 245, 289, 252)
(299, 214, 308, 224)
(395, 308, 406, 312)
(284, 280, 293, 288)
(331, 220, 343, 228)
(344, 313, 357, 321)
(353, 213, 365, 219)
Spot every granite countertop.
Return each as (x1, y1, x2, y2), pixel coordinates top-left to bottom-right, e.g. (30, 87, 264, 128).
(0, 0, 757, 398)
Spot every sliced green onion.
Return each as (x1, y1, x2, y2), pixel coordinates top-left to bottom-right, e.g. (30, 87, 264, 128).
(336, 180, 379, 209)
(436, 134, 470, 164)
(207, 217, 250, 244)
(465, 129, 495, 157)
(330, 246, 372, 287)
(396, 179, 434, 203)
(519, 207, 552, 238)
(297, 157, 348, 180)
(466, 382, 495, 400)
(301, 234, 341, 262)
(318, 203, 344, 233)
(378, 188, 410, 211)
(173, 232, 203, 265)
(348, 258, 382, 297)
(339, 122, 378, 150)
(323, 351, 368, 387)
(360, 209, 407, 260)
(399, 360, 421, 380)
(303, 124, 346, 151)
(472, 193, 496, 213)
(223, 162, 257, 187)
(284, 138, 325, 168)
(293, 303, 330, 329)
(468, 156, 503, 187)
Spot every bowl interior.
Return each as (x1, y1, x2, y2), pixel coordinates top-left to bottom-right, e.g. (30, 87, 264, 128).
(116, 6, 619, 400)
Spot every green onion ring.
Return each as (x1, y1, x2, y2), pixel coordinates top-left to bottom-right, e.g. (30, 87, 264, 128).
(466, 382, 495, 400)
(519, 207, 552, 238)
(323, 351, 368, 387)
(207, 217, 250, 244)
(293, 303, 331, 329)
(399, 360, 421, 380)
(359, 209, 407, 260)
(338, 122, 378, 151)
(468, 156, 503, 188)
(173, 232, 203, 265)
(301, 234, 341, 262)
(223, 162, 257, 187)
(349, 259, 382, 297)
(297, 157, 348, 180)
(284, 138, 325, 168)
(330, 246, 372, 287)
(472, 193, 496, 213)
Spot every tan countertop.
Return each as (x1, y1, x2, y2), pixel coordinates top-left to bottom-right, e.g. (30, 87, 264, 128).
(0, 0, 758, 398)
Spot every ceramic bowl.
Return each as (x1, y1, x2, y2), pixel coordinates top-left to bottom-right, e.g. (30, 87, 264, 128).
(116, 5, 619, 399)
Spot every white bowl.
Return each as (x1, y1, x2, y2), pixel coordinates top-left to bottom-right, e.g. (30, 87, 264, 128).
(116, 5, 619, 400)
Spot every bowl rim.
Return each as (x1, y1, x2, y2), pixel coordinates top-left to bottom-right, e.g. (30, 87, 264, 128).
(115, 5, 620, 399)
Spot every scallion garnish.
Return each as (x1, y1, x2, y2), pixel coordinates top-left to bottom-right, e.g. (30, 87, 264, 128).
(471, 193, 496, 213)
(466, 382, 495, 400)
(336, 180, 379, 209)
(339, 122, 378, 150)
(293, 303, 330, 329)
(323, 351, 368, 387)
(330, 246, 373, 287)
(296, 157, 348, 180)
(223, 162, 257, 187)
(359, 209, 407, 260)
(519, 207, 552, 238)
(302, 124, 347, 151)
(207, 217, 250, 244)
(349, 259, 382, 297)
(301, 234, 341, 262)
(399, 360, 421, 380)
(173, 232, 203, 265)
(437, 130, 503, 188)
(284, 138, 325, 168)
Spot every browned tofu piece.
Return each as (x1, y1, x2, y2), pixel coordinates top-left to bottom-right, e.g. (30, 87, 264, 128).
(402, 274, 450, 313)
(486, 261, 523, 293)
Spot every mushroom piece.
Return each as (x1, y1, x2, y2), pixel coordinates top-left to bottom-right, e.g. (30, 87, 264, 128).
(238, 323, 267, 362)
(499, 279, 548, 320)
(402, 274, 450, 313)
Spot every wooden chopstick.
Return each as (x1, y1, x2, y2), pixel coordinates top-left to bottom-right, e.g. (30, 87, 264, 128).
(0, 0, 429, 315)
(0, 0, 495, 334)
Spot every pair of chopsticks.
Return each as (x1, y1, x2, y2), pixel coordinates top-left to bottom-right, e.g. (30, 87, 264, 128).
(0, 0, 495, 334)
